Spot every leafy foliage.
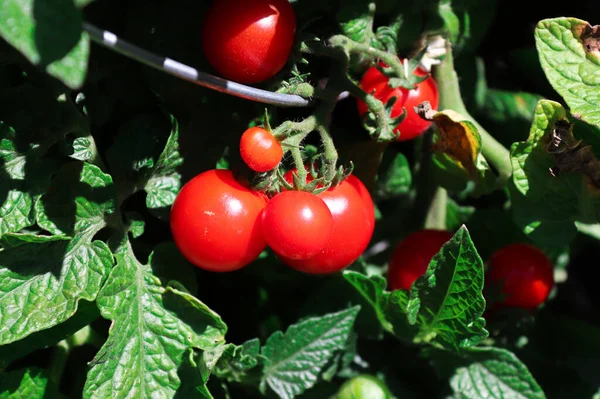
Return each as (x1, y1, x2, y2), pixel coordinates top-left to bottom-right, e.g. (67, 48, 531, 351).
(0, 1, 596, 399)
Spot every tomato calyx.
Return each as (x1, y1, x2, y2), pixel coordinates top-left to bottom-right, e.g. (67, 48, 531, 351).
(374, 53, 431, 91)
(280, 158, 355, 195)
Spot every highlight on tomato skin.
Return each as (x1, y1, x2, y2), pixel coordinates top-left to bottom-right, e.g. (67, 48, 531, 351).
(201, 0, 297, 83)
(170, 169, 268, 272)
(239, 126, 283, 172)
(486, 243, 555, 310)
(279, 174, 376, 274)
(261, 190, 334, 260)
(386, 229, 454, 291)
(356, 59, 439, 141)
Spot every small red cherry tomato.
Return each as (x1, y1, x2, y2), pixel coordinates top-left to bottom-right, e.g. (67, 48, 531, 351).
(486, 243, 554, 309)
(240, 127, 283, 172)
(280, 174, 375, 274)
(261, 190, 333, 260)
(201, 0, 296, 83)
(387, 229, 454, 291)
(170, 169, 267, 272)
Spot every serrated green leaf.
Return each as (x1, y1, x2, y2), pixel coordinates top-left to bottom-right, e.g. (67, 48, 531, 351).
(68, 136, 94, 161)
(0, 299, 99, 368)
(260, 307, 360, 399)
(214, 339, 262, 383)
(341, 271, 417, 341)
(145, 115, 182, 219)
(0, 232, 113, 345)
(336, 1, 375, 45)
(428, 347, 546, 399)
(509, 99, 600, 249)
(535, 18, 600, 128)
(0, 0, 89, 88)
(35, 162, 115, 236)
(0, 368, 59, 399)
(406, 226, 487, 351)
(0, 126, 35, 236)
(84, 246, 227, 399)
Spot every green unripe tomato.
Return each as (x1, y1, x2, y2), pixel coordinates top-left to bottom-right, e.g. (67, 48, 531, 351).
(334, 375, 392, 399)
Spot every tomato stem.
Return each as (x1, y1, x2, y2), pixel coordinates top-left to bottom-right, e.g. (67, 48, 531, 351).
(424, 186, 448, 230)
(434, 41, 512, 187)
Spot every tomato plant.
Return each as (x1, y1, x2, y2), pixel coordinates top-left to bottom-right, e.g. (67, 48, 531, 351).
(261, 190, 333, 259)
(356, 60, 439, 141)
(201, 0, 296, 83)
(3, 0, 600, 398)
(170, 169, 267, 272)
(386, 229, 454, 291)
(280, 174, 375, 274)
(240, 126, 283, 172)
(486, 243, 554, 309)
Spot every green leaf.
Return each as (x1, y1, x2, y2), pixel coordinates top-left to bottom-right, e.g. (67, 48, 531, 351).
(428, 347, 546, 399)
(214, 339, 262, 383)
(0, 0, 90, 89)
(342, 271, 417, 340)
(406, 226, 487, 351)
(535, 18, 600, 128)
(445, 198, 475, 232)
(431, 109, 496, 196)
(106, 113, 182, 220)
(67, 136, 94, 161)
(125, 211, 145, 239)
(475, 89, 544, 147)
(509, 99, 600, 249)
(145, 115, 183, 220)
(84, 246, 227, 399)
(0, 299, 99, 368)
(377, 153, 412, 199)
(260, 307, 360, 399)
(35, 162, 115, 236)
(0, 122, 36, 236)
(0, 232, 112, 345)
(0, 368, 59, 399)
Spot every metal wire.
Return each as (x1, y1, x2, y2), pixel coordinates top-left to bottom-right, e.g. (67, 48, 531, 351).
(82, 22, 312, 108)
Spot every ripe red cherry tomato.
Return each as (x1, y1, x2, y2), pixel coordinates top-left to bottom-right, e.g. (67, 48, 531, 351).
(170, 169, 267, 272)
(201, 0, 296, 83)
(262, 190, 333, 260)
(280, 174, 375, 274)
(357, 60, 439, 141)
(387, 229, 454, 291)
(356, 64, 409, 132)
(486, 243, 554, 309)
(240, 127, 283, 172)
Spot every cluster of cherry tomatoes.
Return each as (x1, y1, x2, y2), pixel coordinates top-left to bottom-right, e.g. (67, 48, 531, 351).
(191, 0, 554, 309)
(171, 125, 376, 275)
(387, 229, 555, 310)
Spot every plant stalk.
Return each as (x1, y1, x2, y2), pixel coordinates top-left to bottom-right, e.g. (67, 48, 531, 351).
(434, 41, 512, 186)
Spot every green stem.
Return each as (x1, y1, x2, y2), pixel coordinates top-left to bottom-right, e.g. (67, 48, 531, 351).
(434, 41, 512, 187)
(424, 186, 448, 230)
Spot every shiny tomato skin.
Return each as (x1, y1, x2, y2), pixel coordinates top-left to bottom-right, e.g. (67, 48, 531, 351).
(356, 64, 409, 130)
(356, 61, 439, 141)
(262, 190, 333, 260)
(280, 174, 375, 274)
(400, 65, 439, 140)
(240, 127, 283, 172)
(387, 229, 454, 291)
(170, 169, 267, 272)
(487, 243, 554, 309)
(201, 0, 296, 83)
